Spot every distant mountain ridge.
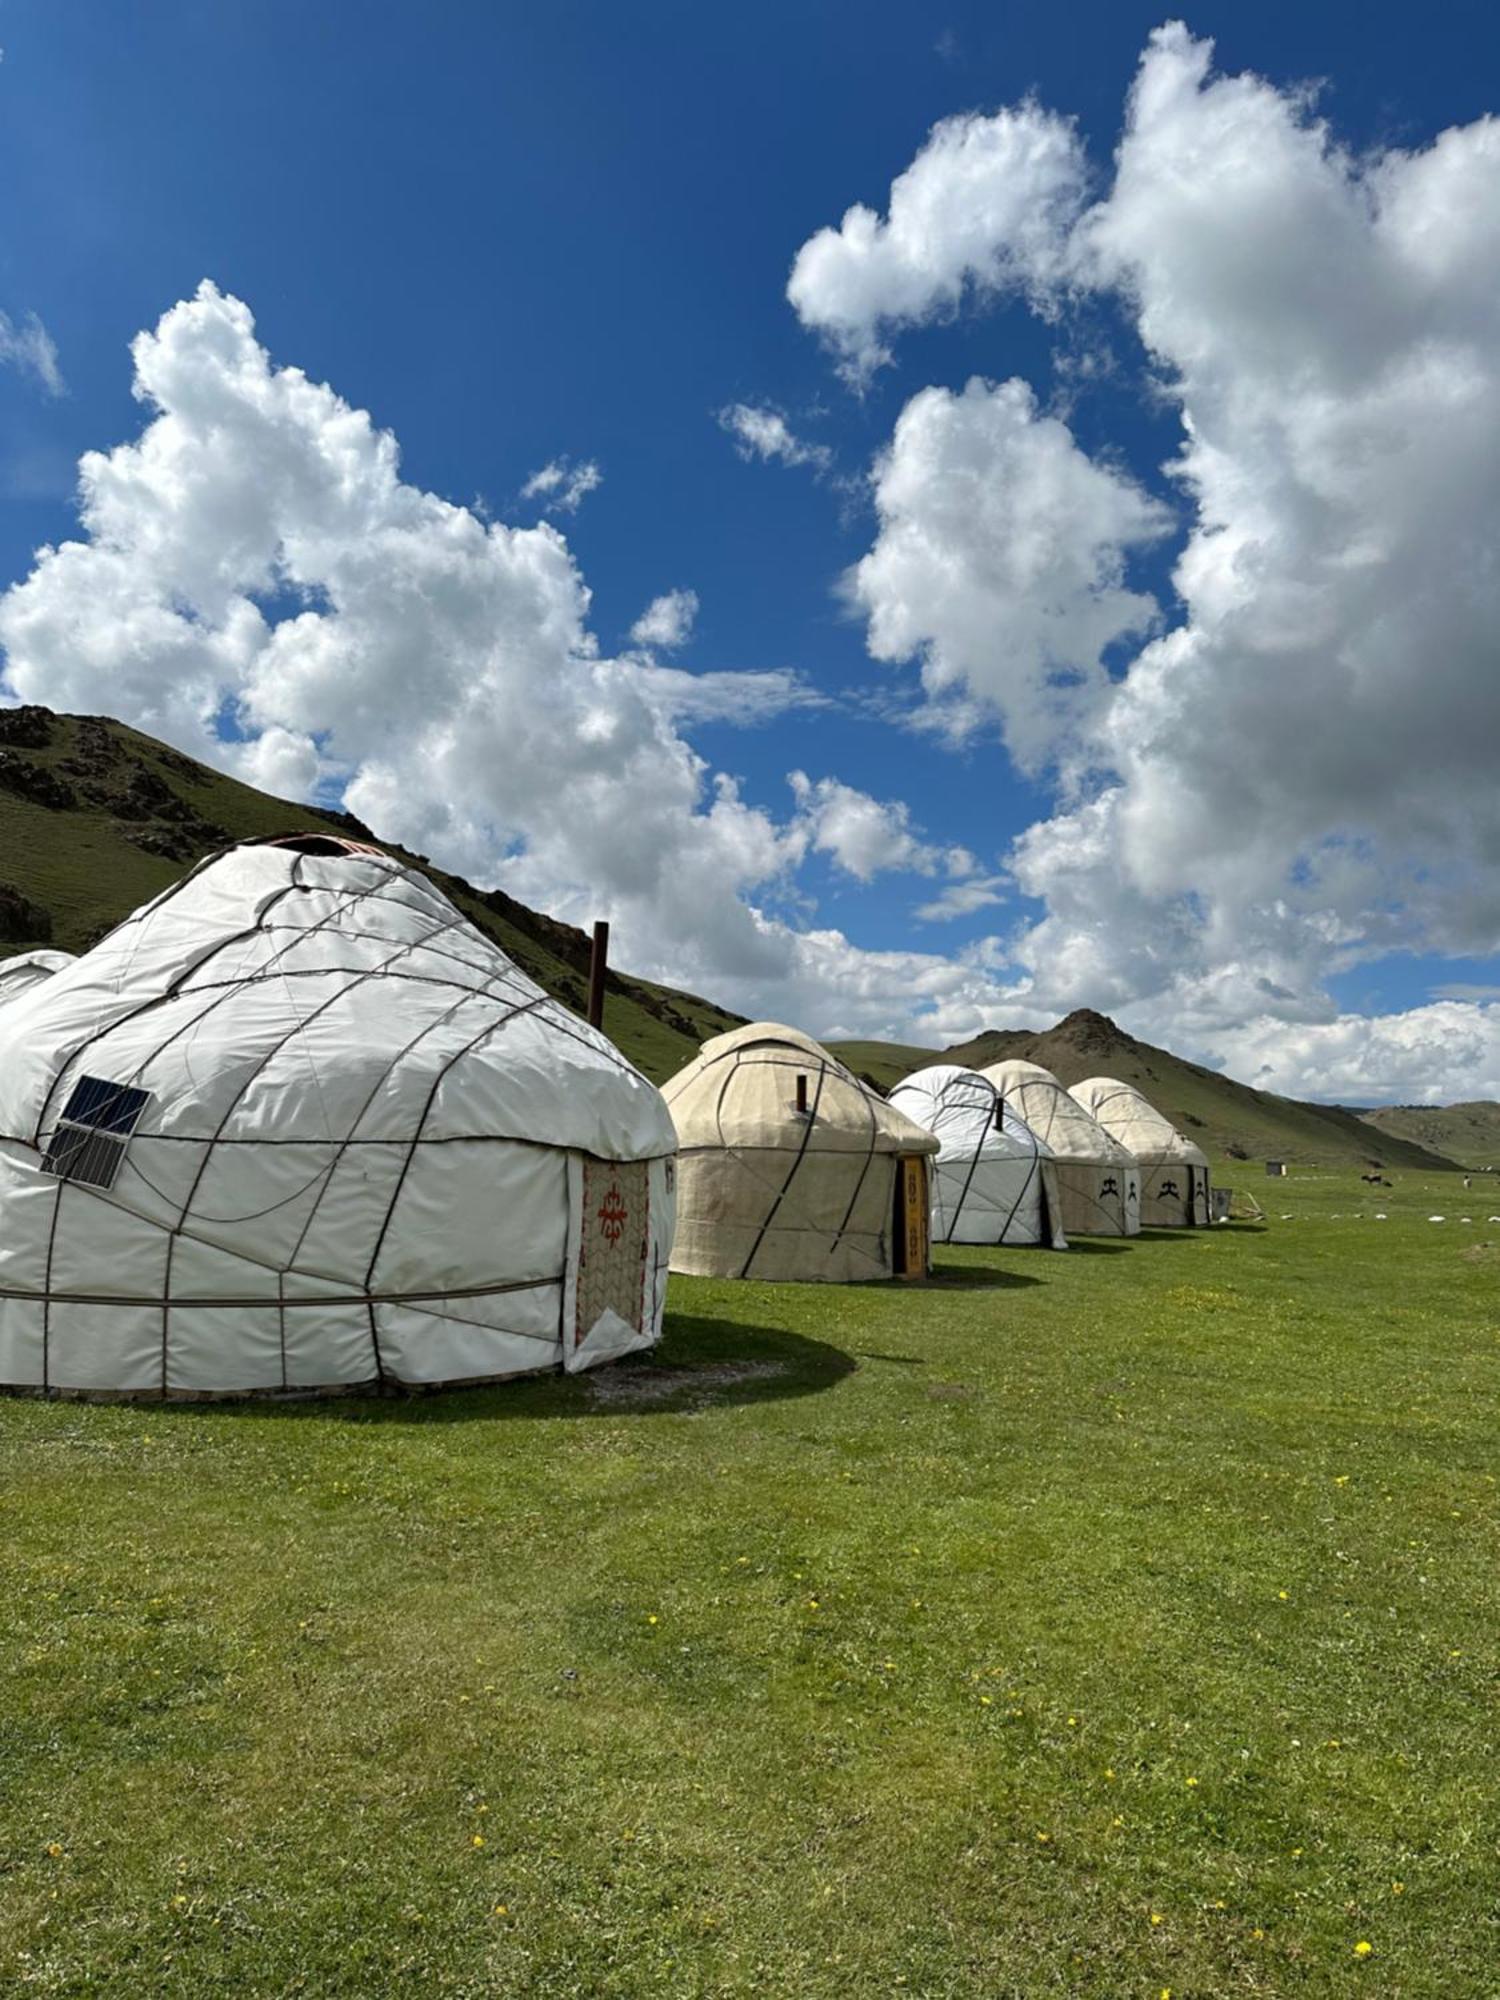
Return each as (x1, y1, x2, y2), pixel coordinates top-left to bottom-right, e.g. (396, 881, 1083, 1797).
(1358, 1101, 1500, 1170)
(830, 1008, 1460, 1171)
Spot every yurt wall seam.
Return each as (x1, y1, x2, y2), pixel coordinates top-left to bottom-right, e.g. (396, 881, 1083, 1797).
(738, 1055, 828, 1278)
(945, 1101, 994, 1242)
(149, 901, 472, 1393)
(995, 1146, 1043, 1244)
(828, 1074, 883, 1259)
(360, 991, 555, 1298)
(2, 1275, 567, 1310)
(171, 911, 468, 1232)
(278, 948, 542, 1274)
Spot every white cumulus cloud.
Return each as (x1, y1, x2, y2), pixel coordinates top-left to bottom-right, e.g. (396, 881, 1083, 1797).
(788, 101, 1088, 383)
(788, 770, 956, 881)
(847, 375, 1170, 764)
(0, 281, 1023, 1047)
(817, 25, 1500, 1094)
(630, 587, 698, 650)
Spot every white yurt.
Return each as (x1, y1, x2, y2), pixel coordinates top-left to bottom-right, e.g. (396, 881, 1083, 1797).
(0, 950, 76, 1007)
(888, 1065, 1067, 1248)
(0, 836, 677, 1398)
(663, 1023, 939, 1281)
(980, 1059, 1141, 1237)
(1070, 1077, 1212, 1228)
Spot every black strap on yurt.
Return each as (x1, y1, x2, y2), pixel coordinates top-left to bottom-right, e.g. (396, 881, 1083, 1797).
(945, 1084, 995, 1243)
(738, 1057, 828, 1279)
(826, 1074, 882, 1263)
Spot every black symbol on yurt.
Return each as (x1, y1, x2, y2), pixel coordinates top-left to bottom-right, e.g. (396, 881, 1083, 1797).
(1159, 1177, 1180, 1201)
(1100, 1174, 1119, 1199)
(41, 1076, 150, 1192)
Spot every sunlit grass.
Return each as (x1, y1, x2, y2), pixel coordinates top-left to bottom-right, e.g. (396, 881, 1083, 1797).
(0, 1161, 1495, 1995)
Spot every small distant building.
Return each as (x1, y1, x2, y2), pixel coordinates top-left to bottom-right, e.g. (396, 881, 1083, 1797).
(1266, 1159, 1287, 1177)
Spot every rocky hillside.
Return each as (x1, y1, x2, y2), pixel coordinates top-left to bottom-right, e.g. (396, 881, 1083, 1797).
(830, 1009, 1459, 1170)
(0, 705, 741, 1083)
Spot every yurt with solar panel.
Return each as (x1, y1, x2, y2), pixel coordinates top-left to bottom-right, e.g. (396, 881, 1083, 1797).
(662, 1023, 940, 1282)
(0, 835, 678, 1398)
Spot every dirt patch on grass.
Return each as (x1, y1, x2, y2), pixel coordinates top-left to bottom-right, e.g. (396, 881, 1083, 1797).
(584, 1361, 786, 1408)
(1459, 1243, 1498, 1265)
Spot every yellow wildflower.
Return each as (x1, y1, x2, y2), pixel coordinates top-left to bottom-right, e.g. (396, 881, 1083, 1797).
(472, 1835, 486, 1849)
(1354, 1940, 1373, 1957)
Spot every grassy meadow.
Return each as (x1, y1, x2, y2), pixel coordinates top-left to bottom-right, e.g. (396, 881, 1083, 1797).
(1, 1160, 1497, 1997)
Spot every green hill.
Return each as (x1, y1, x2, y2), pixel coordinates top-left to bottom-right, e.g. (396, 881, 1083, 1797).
(0, 705, 1474, 1168)
(1359, 1101, 1500, 1170)
(830, 1008, 1460, 1171)
(0, 705, 740, 1083)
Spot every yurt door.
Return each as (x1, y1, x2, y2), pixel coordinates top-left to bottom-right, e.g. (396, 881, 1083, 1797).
(564, 1155, 652, 1372)
(893, 1155, 930, 1279)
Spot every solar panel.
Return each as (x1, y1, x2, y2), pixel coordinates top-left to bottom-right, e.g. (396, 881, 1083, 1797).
(40, 1076, 151, 1192)
(59, 1075, 150, 1136)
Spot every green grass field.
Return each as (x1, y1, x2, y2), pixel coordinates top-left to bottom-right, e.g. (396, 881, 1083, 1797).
(2, 1162, 1497, 1997)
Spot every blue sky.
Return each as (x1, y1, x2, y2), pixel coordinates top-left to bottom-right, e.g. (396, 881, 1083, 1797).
(0, 1, 1498, 1101)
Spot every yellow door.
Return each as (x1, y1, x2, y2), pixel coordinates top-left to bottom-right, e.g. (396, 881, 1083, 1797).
(895, 1154, 930, 1279)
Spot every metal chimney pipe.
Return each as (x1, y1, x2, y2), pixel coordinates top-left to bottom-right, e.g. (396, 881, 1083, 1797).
(795, 1073, 809, 1116)
(587, 920, 610, 1030)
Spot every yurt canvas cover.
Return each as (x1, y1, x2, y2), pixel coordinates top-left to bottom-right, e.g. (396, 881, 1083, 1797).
(888, 1065, 1067, 1248)
(980, 1059, 1141, 1237)
(663, 1023, 939, 1281)
(0, 950, 76, 1008)
(1070, 1077, 1212, 1228)
(0, 838, 677, 1398)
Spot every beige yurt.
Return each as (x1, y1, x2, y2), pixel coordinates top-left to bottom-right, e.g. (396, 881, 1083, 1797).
(1070, 1077, 1212, 1227)
(663, 1023, 939, 1281)
(980, 1059, 1141, 1237)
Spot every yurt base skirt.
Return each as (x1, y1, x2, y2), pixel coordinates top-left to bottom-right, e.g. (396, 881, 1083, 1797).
(1138, 1165, 1211, 1229)
(0, 1150, 675, 1399)
(1052, 1161, 1136, 1238)
(670, 1148, 921, 1282)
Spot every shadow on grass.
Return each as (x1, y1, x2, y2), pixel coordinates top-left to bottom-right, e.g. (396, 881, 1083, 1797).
(162, 1315, 855, 1427)
(1061, 1237, 1134, 1254)
(923, 1263, 1045, 1290)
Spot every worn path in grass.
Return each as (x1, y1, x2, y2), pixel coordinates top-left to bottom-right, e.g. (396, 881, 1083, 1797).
(1, 1164, 1496, 1996)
